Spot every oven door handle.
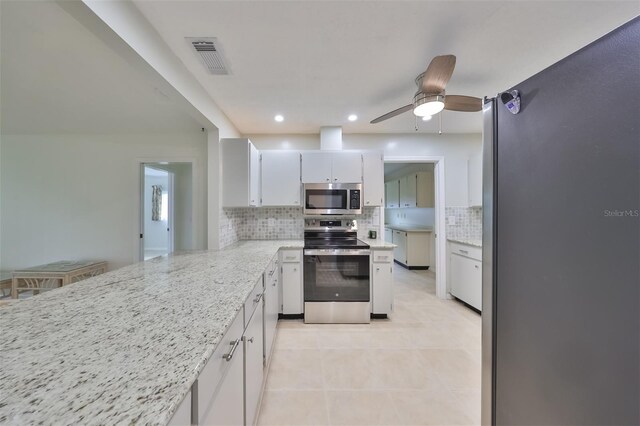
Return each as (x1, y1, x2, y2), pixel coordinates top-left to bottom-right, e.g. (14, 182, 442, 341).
(304, 249, 371, 256)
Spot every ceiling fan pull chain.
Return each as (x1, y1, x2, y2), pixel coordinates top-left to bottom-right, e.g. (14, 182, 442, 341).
(438, 113, 443, 135)
(415, 115, 418, 132)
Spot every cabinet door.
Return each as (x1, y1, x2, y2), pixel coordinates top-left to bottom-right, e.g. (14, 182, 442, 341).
(221, 138, 251, 207)
(385, 180, 400, 208)
(249, 143, 261, 206)
(244, 306, 265, 426)
(399, 175, 417, 208)
(281, 262, 302, 314)
(450, 254, 482, 310)
(372, 261, 393, 314)
(198, 313, 244, 426)
(406, 232, 430, 267)
(264, 267, 279, 366)
(362, 152, 384, 206)
(168, 390, 191, 426)
(416, 171, 435, 208)
(301, 152, 332, 183)
(261, 151, 301, 206)
(331, 152, 362, 183)
(393, 231, 407, 264)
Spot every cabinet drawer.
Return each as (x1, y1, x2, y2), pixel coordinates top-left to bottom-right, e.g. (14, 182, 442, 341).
(280, 249, 301, 263)
(244, 277, 264, 327)
(449, 242, 482, 261)
(197, 310, 244, 423)
(372, 251, 393, 263)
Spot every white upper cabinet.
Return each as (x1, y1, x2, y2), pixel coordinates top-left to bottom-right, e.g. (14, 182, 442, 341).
(221, 138, 261, 207)
(331, 152, 362, 183)
(301, 152, 362, 183)
(261, 151, 301, 206)
(468, 153, 482, 207)
(362, 152, 384, 206)
(385, 180, 400, 208)
(396, 172, 434, 208)
(301, 152, 333, 183)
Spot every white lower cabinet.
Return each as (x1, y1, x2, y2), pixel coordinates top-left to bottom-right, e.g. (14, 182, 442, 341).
(263, 258, 279, 367)
(391, 229, 430, 268)
(168, 389, 192, 426)
(449, 242, 482, 311)
(198, 311, 245, 425)
(280, 250, 303, 315)
(244, 302, 264, 426)
(371, 249, 394, 315)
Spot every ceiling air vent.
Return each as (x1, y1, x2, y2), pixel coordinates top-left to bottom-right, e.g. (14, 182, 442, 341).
(187, 38, 229, 75)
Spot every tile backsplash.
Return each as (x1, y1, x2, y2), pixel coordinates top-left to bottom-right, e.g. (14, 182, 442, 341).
(219, 206, 381, 248)
(445, 206, 482, 240)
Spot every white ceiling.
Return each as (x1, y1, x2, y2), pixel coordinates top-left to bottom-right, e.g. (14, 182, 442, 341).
(134, 0, 638, 135)
(0, 1, 203, 134)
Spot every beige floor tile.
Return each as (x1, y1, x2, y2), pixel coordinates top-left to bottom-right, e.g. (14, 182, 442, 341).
(326, 390, 399, 425)
(276, 328, 320, 349)
(370, 349, 443, 390)
(321, 349, 374, 389)
(257, 390, 329, 426)
(390, 389, 476, 425)
(452, 390, 481, 424)
(259, 266, 482, 425)
(266, 349, 325, 390)
(420, 348, 481, 392)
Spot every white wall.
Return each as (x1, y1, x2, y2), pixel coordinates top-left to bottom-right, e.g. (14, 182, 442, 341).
(0, 132, 207, 271)
(247, 133, 482, 206)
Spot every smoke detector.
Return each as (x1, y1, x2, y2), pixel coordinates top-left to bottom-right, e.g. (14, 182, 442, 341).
(186, 37, 229, 75)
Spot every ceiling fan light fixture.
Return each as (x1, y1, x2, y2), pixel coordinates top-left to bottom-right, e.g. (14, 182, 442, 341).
(422, 115, 432, 121)
(413, 94, 445, 117)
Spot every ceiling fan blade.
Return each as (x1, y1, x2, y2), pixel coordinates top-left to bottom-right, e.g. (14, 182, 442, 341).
(444, 95, 482, 112)
(370, 104, 414, 124)
(421, 55, 456, 94)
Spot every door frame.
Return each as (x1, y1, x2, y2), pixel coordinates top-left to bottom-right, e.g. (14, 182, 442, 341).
(383, 156, 448, 299)
(134, 158, 198, 263)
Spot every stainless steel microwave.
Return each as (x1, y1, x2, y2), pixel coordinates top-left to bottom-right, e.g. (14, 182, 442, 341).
(303, 183, 362, 215)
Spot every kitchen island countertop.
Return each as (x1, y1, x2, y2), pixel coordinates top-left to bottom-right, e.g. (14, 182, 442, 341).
(0, 240, 303, 425)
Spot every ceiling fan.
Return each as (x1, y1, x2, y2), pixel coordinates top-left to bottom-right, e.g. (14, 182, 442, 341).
(370, 55, 482, 124)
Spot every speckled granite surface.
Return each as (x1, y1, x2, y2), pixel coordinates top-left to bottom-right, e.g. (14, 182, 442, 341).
(0, 240, 303, 425)
(383, 225, 433, 233)
(363, 239, 396, 249)
(448, 238, 483, 248)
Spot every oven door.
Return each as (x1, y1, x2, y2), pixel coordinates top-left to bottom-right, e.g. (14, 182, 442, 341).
(303, 187, 349, 215)
(303, 249, 370, 302)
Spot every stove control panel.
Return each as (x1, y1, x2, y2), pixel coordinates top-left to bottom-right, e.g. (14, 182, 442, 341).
(304, 219, 358, 231)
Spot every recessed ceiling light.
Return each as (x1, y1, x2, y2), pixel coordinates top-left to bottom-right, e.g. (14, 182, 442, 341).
(422, 115, 432, 121)
(274, 114, 284, 122)
(348, 114, 358, 122)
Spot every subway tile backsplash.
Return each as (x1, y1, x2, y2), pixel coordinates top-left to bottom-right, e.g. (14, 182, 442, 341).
(219, 206, 381, 248)
(445, 206, 483, 240)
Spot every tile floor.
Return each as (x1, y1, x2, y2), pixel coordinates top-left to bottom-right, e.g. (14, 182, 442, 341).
(257, 267, 481, 426)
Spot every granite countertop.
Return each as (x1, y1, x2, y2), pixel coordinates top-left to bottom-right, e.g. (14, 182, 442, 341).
(448, 238, 483, 248)
(384, 224, 433, 233)
(363, 239, 396, 249)
(0, 240, 303, 425)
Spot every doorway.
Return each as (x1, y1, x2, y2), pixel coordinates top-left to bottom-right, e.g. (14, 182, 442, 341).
(383, 156, 447, 299)
(139, 162, 194, 261)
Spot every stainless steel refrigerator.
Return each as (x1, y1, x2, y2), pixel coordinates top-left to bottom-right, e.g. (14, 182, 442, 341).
(482, 17, 640, 425)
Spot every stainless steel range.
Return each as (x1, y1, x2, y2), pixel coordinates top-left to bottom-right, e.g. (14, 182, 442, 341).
(303, 219, 371, 324)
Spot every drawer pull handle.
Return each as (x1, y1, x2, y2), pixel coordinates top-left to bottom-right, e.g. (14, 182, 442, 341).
(459, 249, 469, 254)
(247, 337, 254, 343)
(254, 293, 263, 303)
(223, 339, 240, 361)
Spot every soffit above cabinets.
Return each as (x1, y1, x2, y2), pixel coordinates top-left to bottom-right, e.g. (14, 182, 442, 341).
(132, 1, 638, 134)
